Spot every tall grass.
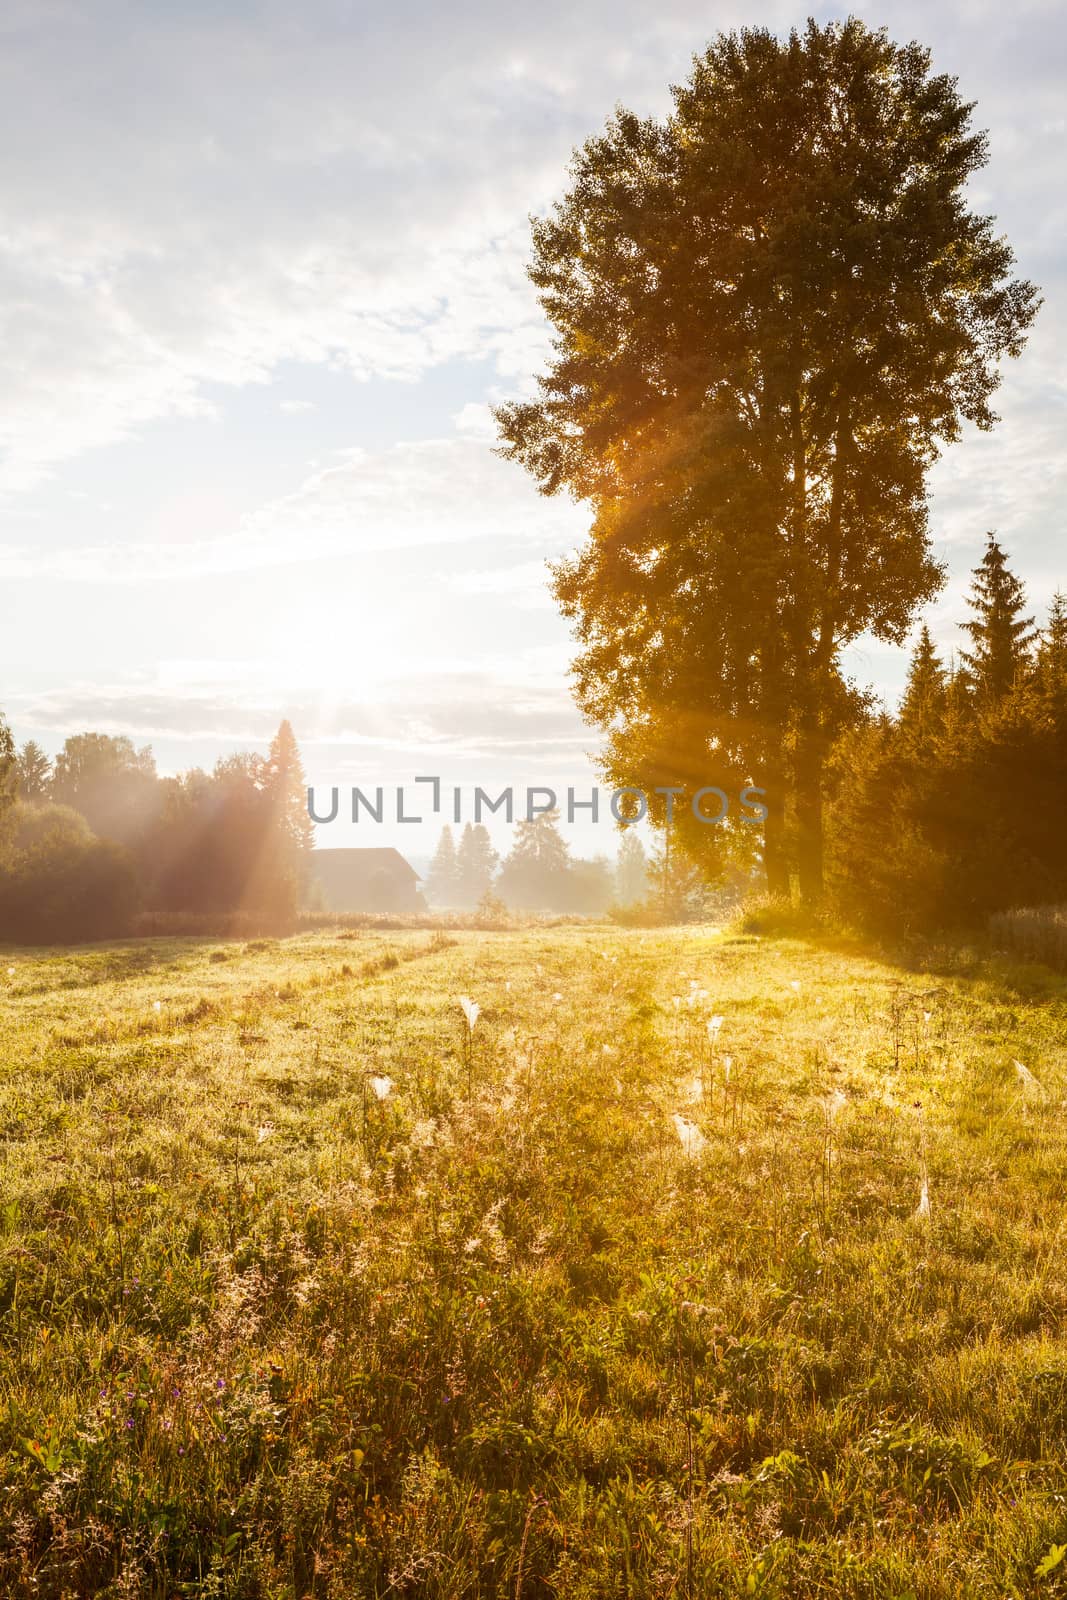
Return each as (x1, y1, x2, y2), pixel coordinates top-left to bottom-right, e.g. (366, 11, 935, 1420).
(991, 902, 1067, 970)
(1, 925, 1067, 1595)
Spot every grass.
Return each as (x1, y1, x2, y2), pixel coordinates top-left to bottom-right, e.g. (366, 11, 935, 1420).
(991, 904, 1067, 973)
(3, 922, 1067, 1596)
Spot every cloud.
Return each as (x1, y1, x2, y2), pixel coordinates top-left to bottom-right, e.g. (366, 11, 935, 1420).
(8, 669, 593, 772)
(452, 402, 498, 439)
(11, 0, 1062, 497)
(448, 558, 557, 607)
(0, 0, 709, 492)
(0, 434, 587, 581)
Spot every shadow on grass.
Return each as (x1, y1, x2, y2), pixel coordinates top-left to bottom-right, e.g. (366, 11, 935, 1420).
(733, 894, 1067, 1006)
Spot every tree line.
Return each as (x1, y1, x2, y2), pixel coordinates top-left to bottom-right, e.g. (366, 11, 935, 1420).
(826, 536, 1067, 936)
(422, 813, 747, 921)
(423, 814, 654, 915)
(0, 720, 312, 941)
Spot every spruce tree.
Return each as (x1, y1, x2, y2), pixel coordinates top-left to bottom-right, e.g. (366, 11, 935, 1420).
(455, 823, 498, 907)
(264, 720, 315, 858)
(933, 661, 980, 766)
(898, 626, 946, 749)
(15, 740, 51, 803)
(959, 535, 1036, 705)
(1036, 591, 1067, 701)
(497, 812, 571, 910)
(425, 825, 460, 906)
(0, 716, 15, 822)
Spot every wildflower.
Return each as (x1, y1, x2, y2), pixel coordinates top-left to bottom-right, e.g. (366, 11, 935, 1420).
(552, 992, 562, 1003)
(722, 1054, 733, 1083)
(459, 995, 480, 1029)
(256, 1124, 274, 1144)
(916, 1178, 932, 1219)
(672, 1114, 707, 1157)
(825, 1090, 848, 1121)
(6, 967, 13, 977)
(707, 1015, 724, 1039)
(368, 1075, 393, 1101)
(789, 980, 801, 994)
(153, 1000, 162, 1013)
(685, 1076, 703, 1103)
(1013, 1060, 1045, 1098)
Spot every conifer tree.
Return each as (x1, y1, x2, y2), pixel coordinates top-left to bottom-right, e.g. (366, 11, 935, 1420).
(425, 825, 460, 906)
(959, 535, 1037, 705)
(264, 721, 315, 859)
(15, 740, 51, 803)
(898, 626, 946, 750)
(497, 812, 570, 909)
(1036, 590, 1067, 702)
(0, 716, 15, 823)
(939, 659, 975, 747)
(455, 823, 498, 908)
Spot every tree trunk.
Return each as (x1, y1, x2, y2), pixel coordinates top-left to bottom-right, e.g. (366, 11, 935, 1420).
(762, 780, 791, 899)
(794, 723, 824, 907)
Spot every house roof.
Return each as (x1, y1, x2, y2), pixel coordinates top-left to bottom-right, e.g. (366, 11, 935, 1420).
(309, 847, 420, 881)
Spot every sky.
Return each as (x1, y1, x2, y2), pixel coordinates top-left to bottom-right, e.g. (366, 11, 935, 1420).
(1, 0, 1064, 860)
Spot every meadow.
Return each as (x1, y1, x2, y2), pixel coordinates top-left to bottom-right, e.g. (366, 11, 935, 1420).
(3, 922, 1067, 1597)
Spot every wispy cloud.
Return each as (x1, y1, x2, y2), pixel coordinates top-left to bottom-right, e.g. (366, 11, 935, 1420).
(0, 435, 586, 581)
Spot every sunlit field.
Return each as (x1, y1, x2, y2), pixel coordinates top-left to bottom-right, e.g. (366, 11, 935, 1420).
(5, 924, 1067, 1597)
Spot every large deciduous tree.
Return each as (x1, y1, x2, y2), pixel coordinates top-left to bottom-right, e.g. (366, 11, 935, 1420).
(50, 732, 158, 846)
(496, 18, 1039, 902)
